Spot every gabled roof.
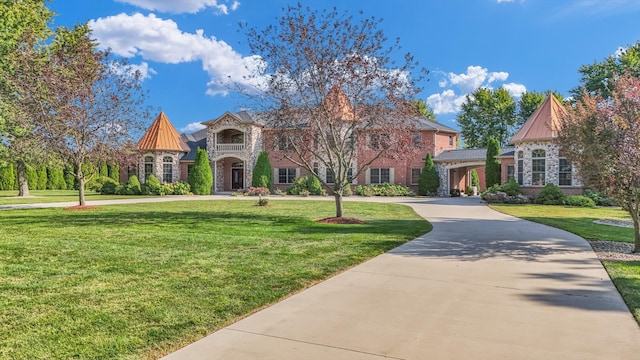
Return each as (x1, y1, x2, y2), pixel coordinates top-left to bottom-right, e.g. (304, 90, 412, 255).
(510, 95, 567, 143)
(201, 111, 263, 127)
(434, 146, 514, 162)
(416, 117, 458, 133)
(136, 112, 190, 152)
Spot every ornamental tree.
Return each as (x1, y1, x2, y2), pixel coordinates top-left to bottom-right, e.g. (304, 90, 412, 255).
(558, 74, 640, 252)
(243, 4, 424, 217)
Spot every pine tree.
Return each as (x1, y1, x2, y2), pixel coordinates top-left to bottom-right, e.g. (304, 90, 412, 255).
(108, 163, 120, 184)
(188, 148, 213, 195)
(0, 163, 16, 190)
(99, 162, 108, 177)
(37, 165, 47, 190)
(251, 151, 272, 188)
(418, 153, 440, 196)
(485, 138, 501, 188)
(471, 169, 479, 188)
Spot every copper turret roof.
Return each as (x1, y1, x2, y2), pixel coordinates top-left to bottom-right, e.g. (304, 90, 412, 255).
(510, 95, 567, 143)
(136, 112, 190, 152)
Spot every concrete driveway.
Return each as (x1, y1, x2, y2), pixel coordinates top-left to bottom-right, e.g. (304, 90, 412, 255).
(161, 197, 640, 359)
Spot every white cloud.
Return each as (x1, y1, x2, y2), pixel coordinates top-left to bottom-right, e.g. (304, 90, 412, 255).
(614, 46, 627, 58)
(180, 122, 207, 133)
(109, 61, 156, 80)
(426, 65, 526, 115)
(426, 90, 468, 115)
(88, 13, 266, 96)
(502, 82, 527, 98)
(116, 0, 239, 14)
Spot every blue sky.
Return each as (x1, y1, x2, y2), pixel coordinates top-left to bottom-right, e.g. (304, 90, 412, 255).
(48, 0, 640, 134)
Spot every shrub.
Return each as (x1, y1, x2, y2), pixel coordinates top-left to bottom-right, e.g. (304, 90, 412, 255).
(306, 175, 323, 195)
(500, 178, 522, 196)
(584, 189, 616, 206)
(119, 175, 141, 195)
(286, 176, 307, 195)
(99, 178, 119, 195)
(341, 184, 352, 197)
(471, 169, 480, 188)
(87, 175, 113, 192)
(171, 182, 191, 195)
(108, 164, 120, 184)
(299, 189, 310, 197)
(256, 198, 269, 206)
(273, 188, 286, 196)
(564, 195, 596, 208)
(189, 147, 213, 195)
(0, 163, 16, 190)
(485, 138, 501, 188)
(354, 183, 415, 197)
(252, 151, 272, 189)
(143, 174, 162, 195)
(450, 188, 461, 197)
(247, 187, 270, 196)
(536, 183, 565, 205)
(465, 185, 474, 195)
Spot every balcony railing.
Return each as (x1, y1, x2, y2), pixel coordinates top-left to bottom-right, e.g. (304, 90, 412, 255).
(215, 143, 244, 152)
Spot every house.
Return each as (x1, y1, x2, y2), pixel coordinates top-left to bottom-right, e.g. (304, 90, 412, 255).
(433, 95, 583, 196)
(134, 109, 459, 193)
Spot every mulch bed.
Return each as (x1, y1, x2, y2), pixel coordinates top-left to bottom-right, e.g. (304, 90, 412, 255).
(316, 217, 365, 224)
(64, 205, 99, 211)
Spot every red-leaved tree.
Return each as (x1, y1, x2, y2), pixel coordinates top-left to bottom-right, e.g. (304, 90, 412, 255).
(243, 4, 424, 218)
(558, 74, 640, 252)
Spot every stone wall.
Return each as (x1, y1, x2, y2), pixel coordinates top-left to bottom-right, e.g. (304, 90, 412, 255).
(514, 141, 582, 188)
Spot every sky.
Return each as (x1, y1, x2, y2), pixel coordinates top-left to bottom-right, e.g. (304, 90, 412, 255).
(48, 0, 640, 134)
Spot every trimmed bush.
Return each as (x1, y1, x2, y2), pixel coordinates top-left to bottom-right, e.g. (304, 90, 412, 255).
(108, 164, 120, 184)
(252, 151, 272, 189)
(189, 147, 213, 195)
(87, 175, 112, 192)
(500, 178, 522, 196)
(536, 183, 565, 205)
(143, 174, 162, 195)
(119, 175, 142, 195)
(306, 175, 323, 195)
(0, 163, 16, 190)
(418, 153, 439, 195)
(471, 169, 479, 188)
(171, 182, 191, 195)
(36, 165, 47, 190)
(584, 189, 616, 207)
(564, 195, 596, 208)
(354, 183, 415, 197)
(99, 178, 119, 195)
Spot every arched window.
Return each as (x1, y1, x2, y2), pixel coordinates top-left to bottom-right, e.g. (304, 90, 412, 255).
(531, 149, 545, 186)
(517, 151, 524, 185)
(144, 156, 154, 180)
(162, 156, 173, 183)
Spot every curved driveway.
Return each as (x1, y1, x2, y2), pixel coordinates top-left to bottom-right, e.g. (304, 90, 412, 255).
(160, 196, 640, 359)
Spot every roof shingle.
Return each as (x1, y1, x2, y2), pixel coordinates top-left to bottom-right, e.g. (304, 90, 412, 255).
(136, 112, 190, 152)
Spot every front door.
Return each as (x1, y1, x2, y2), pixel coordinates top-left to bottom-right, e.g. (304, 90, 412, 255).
(231, 168, 243, 190)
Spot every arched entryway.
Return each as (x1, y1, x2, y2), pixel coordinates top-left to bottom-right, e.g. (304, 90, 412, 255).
(211, 156, 249, 193)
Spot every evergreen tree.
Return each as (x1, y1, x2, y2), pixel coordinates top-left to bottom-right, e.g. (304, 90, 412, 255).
(36, 165, 47, 190)
(25, 164, 38, 190)
(0, 163, 16, 190)
(47, 166, 66, 190)
(99, 162, 108, 177)
(251, 151, 273, 188)
(485, 138, 501, 188)
(188, 147, 213, 195)
(108, 163, 120, 184)
(471, 169, 479, 188)
(64, 166, 76, 190)
(418, 153, 440, 195)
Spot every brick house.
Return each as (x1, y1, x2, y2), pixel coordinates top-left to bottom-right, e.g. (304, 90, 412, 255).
(134, 110, 459, 193)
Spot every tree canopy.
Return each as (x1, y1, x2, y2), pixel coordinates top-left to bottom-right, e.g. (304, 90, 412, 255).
(485, 137, 501, 188)
(243, 4, 424, 217)
(570, 41, 640, 100)
(457, 87, 516, 148)
(559, 74, 640, 252)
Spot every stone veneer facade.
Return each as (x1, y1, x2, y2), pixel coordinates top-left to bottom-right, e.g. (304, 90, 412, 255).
(138, 151, 181, 184)
(514, 141, 582, 189)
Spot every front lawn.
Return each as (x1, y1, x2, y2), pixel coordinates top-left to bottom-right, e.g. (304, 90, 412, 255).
(490, 204, 640, 324)
(0, 200, 431, 359)
(0, 190, 150, 205)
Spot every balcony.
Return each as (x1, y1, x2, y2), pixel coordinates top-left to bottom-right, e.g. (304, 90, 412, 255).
(215, 143, 245, 152)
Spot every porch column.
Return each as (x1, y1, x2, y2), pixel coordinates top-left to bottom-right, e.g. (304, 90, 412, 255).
(211, 160, 217, 194)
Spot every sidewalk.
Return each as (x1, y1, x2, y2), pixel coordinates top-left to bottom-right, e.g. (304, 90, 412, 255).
(160, 197, 640, 359)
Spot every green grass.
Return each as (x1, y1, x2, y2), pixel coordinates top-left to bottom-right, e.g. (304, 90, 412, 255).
(0, 200, 431, 359)
(489, 204, 634, 243)
(490, 204, 640, 325)
(0, 190, 151, 205)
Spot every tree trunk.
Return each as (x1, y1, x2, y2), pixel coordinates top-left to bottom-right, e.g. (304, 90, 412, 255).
(334, 191, 343, 218)
(77, 165, 86, 206)
(16, 160, 30, 197)
(632, 213, 640, 254)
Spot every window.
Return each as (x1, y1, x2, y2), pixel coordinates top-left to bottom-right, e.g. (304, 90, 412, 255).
(347, 167, 354, 183)
(278, 168, 297, 184)
(127, 165, 137, 179)
(411, 168, 421, 185)
(370, 168, 390, 184)
(278, 135, 294, 151)
(144, 156, 154, 179)
(531, 149, 546, 186)
(162, 156, 173, 183)
(559, 158, 572, 186)
(326, 168, 335, 184)
(506, 165, 515, 182)
(517, 151, 523, 185)
(369, 134, 390, 150)
(312, 162, 319, 177)
(449, 135, 454, 146)
(412, 133, 422, 148)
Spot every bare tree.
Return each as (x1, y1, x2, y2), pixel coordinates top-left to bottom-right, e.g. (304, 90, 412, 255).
(11, 24, 151, 206)
(243, 4, 424, 218)
(558, 74, 640, 252)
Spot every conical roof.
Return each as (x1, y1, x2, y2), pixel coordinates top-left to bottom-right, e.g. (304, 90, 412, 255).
(136, 112, 190, 152)
(510, 95, 567, 143)
(323, 84, 356, 121)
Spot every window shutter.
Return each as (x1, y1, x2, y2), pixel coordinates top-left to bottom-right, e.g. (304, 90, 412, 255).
(389, 168, 395, 184)
(295, 168, 300, 179)
(273, 168, 279, 184)
(365, 168, 370, 185)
